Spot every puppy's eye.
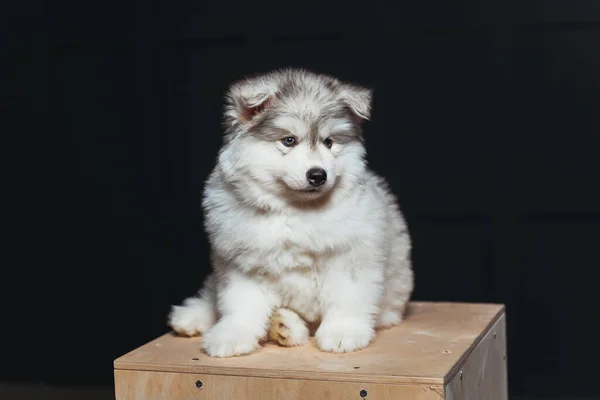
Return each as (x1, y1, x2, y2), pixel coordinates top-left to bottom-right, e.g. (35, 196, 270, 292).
(282, 136, 296, 147)
(323, 138, 333, 149)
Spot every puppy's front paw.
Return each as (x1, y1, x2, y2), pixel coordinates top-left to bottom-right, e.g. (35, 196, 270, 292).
(202, 322, 261, 358)
(168, 303, 213, 337)
(268, 308, 309, 347)
(315, 319, 374, 353)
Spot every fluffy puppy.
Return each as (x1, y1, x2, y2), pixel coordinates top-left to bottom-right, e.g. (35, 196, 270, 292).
(168, 68, 413, 357)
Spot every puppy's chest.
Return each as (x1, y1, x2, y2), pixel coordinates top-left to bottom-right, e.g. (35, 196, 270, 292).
(225, 210, 352, 273)
(249, 213, 343, 253)
(273, 267, 324, 322)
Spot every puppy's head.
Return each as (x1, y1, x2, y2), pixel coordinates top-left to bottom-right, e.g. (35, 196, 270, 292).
(218, 68, 372, 207)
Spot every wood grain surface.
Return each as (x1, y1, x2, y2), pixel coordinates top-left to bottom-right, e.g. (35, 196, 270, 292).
(114, 302, 504, 386)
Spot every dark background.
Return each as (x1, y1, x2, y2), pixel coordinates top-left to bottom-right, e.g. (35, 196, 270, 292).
(2, 0, 599, 398)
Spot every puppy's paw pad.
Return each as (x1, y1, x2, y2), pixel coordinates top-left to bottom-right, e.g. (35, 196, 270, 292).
(268, 309, 309, 347)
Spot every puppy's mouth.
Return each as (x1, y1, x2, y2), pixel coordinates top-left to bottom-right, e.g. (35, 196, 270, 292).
(297, 188, 321, 193)
(277, 178, 331, 198)
(285, 185, 327, 198)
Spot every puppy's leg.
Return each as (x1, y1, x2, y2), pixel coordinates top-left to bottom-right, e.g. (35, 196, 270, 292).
(268, 308, 309, 347)
(202, 270, 276, 358)
(376, 235, 413, 329)
(316, 249, 383, 353)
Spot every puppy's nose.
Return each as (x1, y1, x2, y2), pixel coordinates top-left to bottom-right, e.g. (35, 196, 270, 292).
(306, 168, 327, 186)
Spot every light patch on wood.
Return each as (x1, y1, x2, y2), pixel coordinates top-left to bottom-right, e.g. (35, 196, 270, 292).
(429, 386, 445, 397)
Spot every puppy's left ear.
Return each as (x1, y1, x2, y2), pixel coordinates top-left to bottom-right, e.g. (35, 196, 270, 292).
(339, 84, 373, 121)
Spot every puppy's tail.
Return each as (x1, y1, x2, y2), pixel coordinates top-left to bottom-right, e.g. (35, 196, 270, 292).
(167, 273, 217, 336)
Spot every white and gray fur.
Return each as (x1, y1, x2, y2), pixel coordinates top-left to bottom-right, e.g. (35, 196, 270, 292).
(168, 68, 414, 357)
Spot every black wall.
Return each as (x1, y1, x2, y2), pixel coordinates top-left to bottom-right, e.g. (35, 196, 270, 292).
(3, 0, 600, 397)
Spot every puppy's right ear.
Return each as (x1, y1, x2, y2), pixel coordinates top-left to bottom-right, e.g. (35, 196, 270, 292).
(225, 77, 277, 125)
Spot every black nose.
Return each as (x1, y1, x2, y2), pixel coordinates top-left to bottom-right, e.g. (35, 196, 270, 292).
(306, 168, 327, 186)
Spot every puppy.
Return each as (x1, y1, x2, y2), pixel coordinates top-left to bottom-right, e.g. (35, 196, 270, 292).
(168, 68, 413, 357)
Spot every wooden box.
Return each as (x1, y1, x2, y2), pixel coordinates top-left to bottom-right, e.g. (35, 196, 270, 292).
(114, 302, 507, 399)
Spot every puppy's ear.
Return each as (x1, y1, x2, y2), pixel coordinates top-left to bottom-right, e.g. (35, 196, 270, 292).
(225, 77, 277, 125)
(339, 84, 373, 121)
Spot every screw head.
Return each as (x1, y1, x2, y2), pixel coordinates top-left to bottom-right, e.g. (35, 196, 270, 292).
(195, 380, 203, 389)
(360, 389, 368, 398)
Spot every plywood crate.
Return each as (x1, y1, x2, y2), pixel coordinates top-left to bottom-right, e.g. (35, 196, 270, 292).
(114, 302, 507, 399)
